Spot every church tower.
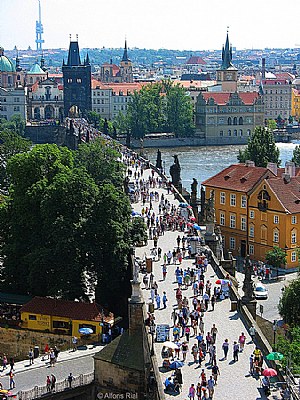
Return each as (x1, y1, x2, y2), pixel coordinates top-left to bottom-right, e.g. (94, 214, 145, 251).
(62, 36, 92, 117)
(120, 39, 133, 83)
(216, 31, 238, 92)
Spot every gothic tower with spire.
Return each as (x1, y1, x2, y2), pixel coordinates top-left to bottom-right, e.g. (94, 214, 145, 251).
(120, 39, 133, 83)
(216, 31, 238, 92)
(62, 36, 91, 117)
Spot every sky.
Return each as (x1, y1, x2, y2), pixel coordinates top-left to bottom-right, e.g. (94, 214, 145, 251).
(1, 0, 300, 51)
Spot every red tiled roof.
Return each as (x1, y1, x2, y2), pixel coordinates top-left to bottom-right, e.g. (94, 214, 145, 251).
(274, 72, 295, 81)
(186, 56, 206, 65)
(201, 92, 259, 106)
(202, 92, 231, 105)
(202, 164, 273, 193)
(267, 176, 300, 213)
(20, 296, 113, 323)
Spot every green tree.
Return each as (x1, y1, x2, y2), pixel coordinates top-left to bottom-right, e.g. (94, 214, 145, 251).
(292, 145, 300, 167)
(0, 115, 26, 136)
(237, 126, 280, 167)
(163, 81, 195, 137)
(267, 119, 277, 130)
(266, 246, 287, 279)
(279, 278, 300, 326)
(276, 327, 300, 374)
(0, 130, 31, 192)
(130, 217, 148, 246)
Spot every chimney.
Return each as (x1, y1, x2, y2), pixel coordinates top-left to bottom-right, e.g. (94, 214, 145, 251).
(262, 58, 266, 79)
(283, 173, 291, 184)
(285, 161, 295, 177)
(267, 162, 278, 176)
(245, 160, 255, 167)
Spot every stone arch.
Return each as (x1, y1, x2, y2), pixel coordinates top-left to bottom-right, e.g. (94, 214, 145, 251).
(45, 105, 55, 119)
(34, 107, 41, 120)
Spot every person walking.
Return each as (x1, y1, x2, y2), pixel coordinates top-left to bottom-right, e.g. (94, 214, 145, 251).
(46, 375, 51, 392)
(155, 293, 161, 309)
(233, 341, 239, 362)
(238, 332, 246, 352)
(211, 324, 218, 344)
(211, 364, 220, 384)
(9, 357, 14, 372)
(191, 344, 198, 363)
(51, 374, 56, 391)
(207, 376, 215, 399)
(249, 325, 256, 343)
(162, 292, 168, 309)
(72, 336, 78, 352)
(67, 372, 74, 388)
(181, 342, 188, 362)
(9, 370, 15, 389)
(222, 339, 229, 360)
(188, 383, 196, 400)
(2, 354, 7, 371)
(28, 348, 34, 365)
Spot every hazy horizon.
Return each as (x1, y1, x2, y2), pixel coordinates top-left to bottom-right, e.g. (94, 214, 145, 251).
(1, 0, 300, 51)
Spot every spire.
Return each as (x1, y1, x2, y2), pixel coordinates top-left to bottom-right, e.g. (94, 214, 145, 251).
(85, 52, 90, 65)
(40, 51, 46, 71)
(15, 49, 22, 72)
(122, 39, 130, 62)
(221, 28, 234, 70)
(66, 38, 81, 66)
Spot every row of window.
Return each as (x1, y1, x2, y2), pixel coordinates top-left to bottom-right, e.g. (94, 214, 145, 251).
(220, 129, 251, 137)
(264, 89, 289, 95)
(220, 193, 247, 207)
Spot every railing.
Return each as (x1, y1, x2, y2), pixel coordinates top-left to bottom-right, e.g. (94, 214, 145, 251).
(17, 372, 94, 400)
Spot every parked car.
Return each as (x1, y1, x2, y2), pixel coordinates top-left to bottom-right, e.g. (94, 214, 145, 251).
(254, 283, 268, 299)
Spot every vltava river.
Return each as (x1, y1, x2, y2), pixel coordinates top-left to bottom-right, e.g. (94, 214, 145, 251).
(144, 142, 300, 191)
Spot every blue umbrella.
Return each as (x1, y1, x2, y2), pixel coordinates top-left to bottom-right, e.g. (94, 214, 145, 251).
(169, 360, 184, 369)
(193, 224, 201, 230)
(179, 203, 188, 208)
(78, 327, 93, 335)
(131, 211, 141, 216)
(128, 188, 135, 193)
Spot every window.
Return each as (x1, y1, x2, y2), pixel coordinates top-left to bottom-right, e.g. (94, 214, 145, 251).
(230, 237, 235, 249)
(53, 320, 69, 329)
(239, 117, 243, 125)
(230, 194, 236, 206)
(234, 129, 237, 136)
(29, 315, 37, 320)
(291, 252, 297, 262)
(220, 192, 225, 204)
(220, 212, 225, 226)
(241, 216, 246, 231)
(233, 117, 237, 125)
(230, 214, 236, 228)
(291, 230, 297, 244)
(228, 129, 231, 136)
(273, 230, 279, 243)
(292, 216, 297, 224)
(241, 195, 247, 208)
(249, 225, 254, 237)
(249, 244, 254, 255)
(274, 215, 279, 224)
(250, 210, 255, 219)
(228, 117, 232, 125)
(220, 130, 224, 136)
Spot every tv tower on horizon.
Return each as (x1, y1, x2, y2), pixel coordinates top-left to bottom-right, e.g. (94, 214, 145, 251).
(35, 0, 44, 51)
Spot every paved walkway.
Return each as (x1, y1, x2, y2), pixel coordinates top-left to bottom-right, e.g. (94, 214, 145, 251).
(131, 165, 282, 400)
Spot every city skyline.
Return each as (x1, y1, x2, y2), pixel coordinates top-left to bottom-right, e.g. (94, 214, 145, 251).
(1, 0, 300, 51)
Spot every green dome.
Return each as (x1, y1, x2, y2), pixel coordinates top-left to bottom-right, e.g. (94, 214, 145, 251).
(28, 63, 45, 74)
(0, 47, 16, 73)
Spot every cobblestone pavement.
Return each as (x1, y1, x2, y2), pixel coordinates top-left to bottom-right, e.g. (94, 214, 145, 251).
(131, 166, 282, 400)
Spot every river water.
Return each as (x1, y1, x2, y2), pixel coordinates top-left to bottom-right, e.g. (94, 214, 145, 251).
(144, 142, 300, 191)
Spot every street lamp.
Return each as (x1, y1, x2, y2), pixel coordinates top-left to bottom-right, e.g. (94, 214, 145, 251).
(150, 323, 155, 356)
(273, 320, 277, 350)
(163, 161, 166, 175)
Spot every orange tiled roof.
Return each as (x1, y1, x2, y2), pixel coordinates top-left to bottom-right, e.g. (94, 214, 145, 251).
(91, 79, 144, 93)
(202, 164, 274, 193)
(274, 72, 295, 81)
(267, 176, 300, 213)
(21, 296, 113, 323)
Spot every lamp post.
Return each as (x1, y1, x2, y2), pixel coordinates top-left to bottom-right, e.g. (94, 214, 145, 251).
(150, 323, 155, 356)
(273, 319, 277, 350)
(163, 161, 166, 175)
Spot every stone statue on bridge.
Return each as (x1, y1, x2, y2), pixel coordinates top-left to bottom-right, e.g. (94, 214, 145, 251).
(169, 155, 181, 187)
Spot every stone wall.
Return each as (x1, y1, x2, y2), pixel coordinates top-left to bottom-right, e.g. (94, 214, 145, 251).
(0, 327, 94, 360)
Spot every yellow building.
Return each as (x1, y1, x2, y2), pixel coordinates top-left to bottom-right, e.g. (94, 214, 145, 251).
(20, 296, 115, 336)
(291, 87, 300, 120)
(203, 161, 300, 269)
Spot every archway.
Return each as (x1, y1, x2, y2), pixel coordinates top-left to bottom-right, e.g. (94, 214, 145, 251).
(34, 107, 41, 120)
(45, 105, 54, 119)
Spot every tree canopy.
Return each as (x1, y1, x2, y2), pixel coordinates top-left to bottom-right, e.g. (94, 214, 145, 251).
(0, 140, 135, 319)
(292, 145, 300, 167)
(279, 278, 300, 326)
(237, 126, 280, 167)
(114, 80, 195, 138)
